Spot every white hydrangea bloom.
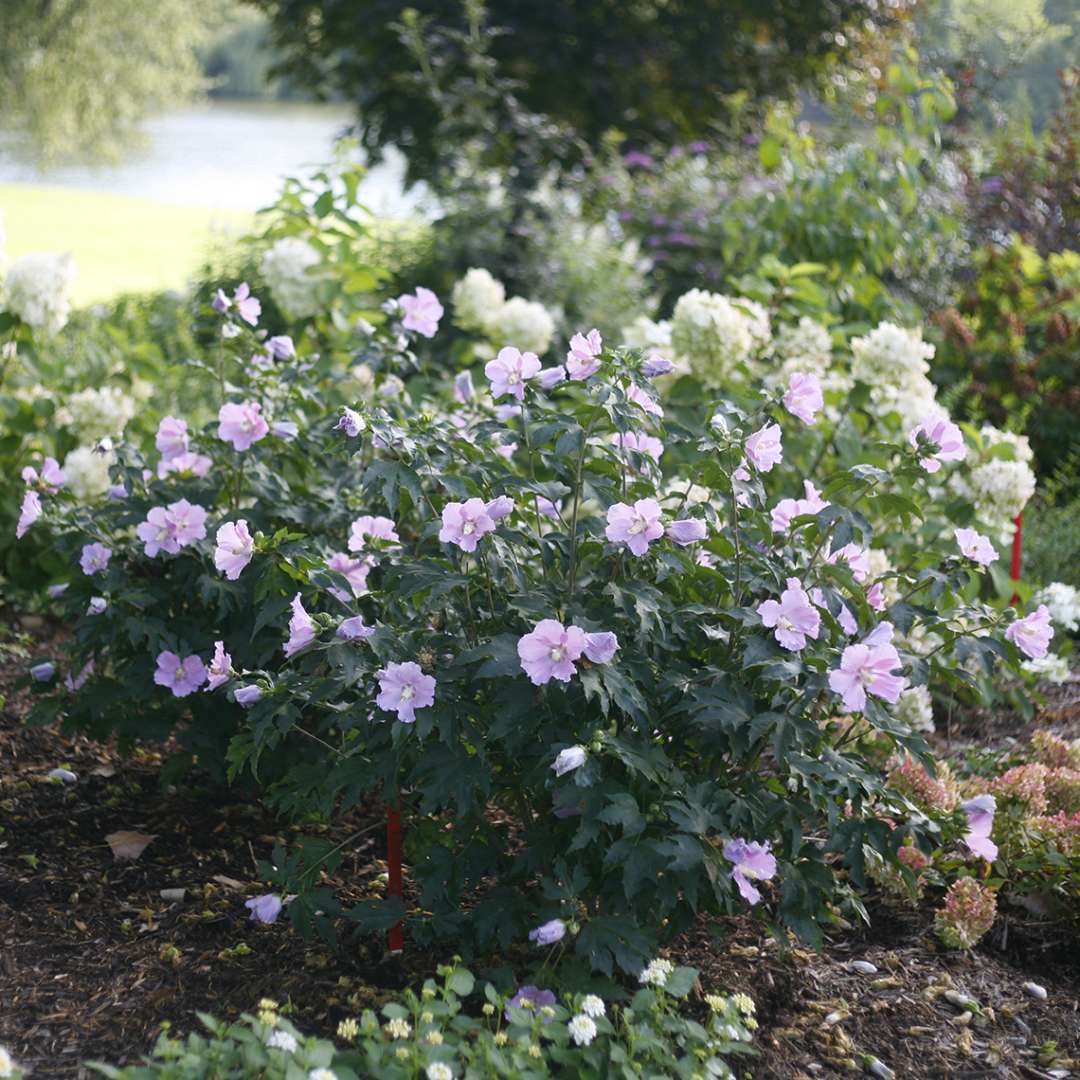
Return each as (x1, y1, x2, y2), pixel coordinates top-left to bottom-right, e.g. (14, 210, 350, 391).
(638, 957, 674, 987)
(670, 290, 765, 383)
(568, 1014, 598, 1047)
(4, 252, 78, 335)
(849, 322, 943, 428)
(765, 316, 833, 382)
(621, 315, 672, 353)
(1033, 582, 1080, 633)
(897, 623, 943, 658)
(60, 386, 136, 442)
(894, 685, 935, 733)
(486, 296, 555, 355)
(261, 236, 322, 319)
(1022, 653, 1072, 685)
(977, 424, 1033, 464)
(965, 460, 1037, 533)
(452, 268, 506, 333)
(62, 446, 112, 501)
(850, 322, 935, 387)
(0, 1046, 14, 1079)
(738, 298, 772, 354)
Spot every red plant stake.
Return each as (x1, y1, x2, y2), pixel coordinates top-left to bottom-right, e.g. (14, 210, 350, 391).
(387, 801, 404, 953)
(1010, 512, 1023, 604)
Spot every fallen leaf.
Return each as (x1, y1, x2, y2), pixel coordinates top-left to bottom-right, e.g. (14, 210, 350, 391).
(106, 831, 157, 861)
(92, 764, 117, 778)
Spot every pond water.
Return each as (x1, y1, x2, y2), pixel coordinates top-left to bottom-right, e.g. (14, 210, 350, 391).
(0, 100, 421, 216)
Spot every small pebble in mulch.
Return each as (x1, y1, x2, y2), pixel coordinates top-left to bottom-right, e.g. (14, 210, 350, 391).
(1024, 981, 1048, 1001)
(848, 960, 878, 975)
(46, 767, 77, 783)
(943, 989, 979, 1012)
(864, 1055, 895, 1079)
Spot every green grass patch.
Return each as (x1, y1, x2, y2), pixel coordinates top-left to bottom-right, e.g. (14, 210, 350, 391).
(1, 183, 251, 304)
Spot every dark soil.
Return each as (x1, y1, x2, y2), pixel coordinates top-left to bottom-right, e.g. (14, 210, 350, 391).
(2, 617, 1079, 1078)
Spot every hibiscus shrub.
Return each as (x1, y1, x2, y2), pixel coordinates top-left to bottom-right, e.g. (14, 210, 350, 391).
(21, 276, 1050, 972)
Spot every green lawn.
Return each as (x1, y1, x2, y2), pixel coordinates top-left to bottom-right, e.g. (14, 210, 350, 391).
(1, 184, 252, 305)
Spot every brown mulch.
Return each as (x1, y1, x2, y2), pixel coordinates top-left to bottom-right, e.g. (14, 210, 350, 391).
(2, 616, 1080, 1078)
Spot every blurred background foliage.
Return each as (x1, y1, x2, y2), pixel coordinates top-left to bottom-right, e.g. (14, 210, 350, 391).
(5, 0, 1080, 596)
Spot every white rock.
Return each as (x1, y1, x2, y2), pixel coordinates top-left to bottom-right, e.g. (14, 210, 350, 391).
(865, 1056, 894, 1079)
(849, 960, 878, 975)
(1023, 982, 1047, 1001)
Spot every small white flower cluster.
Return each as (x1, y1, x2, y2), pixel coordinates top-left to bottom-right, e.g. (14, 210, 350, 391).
(850, 321, 939, 429)
(638, 956, 674, 987)
(894, 685, 935, 734)
(60, 385, 136, 442)
(265, 1029, 298, 1053)
(1022, 654, 1072, 685)
(4, 252, 78, 335)
(0, 1045, 18, 1079)
(567, 1013, 598, 1046)
(451, 268, 556, 355)
(1033, 582, 1080, 633)
(950, 425, 1037, 544)
(62, 446, 113, 500)
(426, 1064, 454, 1080)
(261, 236, 322, 319)
(670, 289, 770, 384)
(384, 1017, 412, 1040)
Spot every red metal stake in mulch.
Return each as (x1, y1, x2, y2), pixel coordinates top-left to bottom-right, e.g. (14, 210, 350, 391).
(1010, 512, 1023, 604)
(387, 800, 404, 954)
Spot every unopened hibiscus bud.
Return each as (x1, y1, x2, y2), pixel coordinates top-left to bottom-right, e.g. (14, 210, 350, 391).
(245, 893, 283, 924)
(641, 354, 674, 377)
(528, 918, 566, 946)
(266, 335, 295, 359)
(234, 685, 263, 707)
(537, 365, 566, 390)
(453, 370, 474, 403)
(666, 519, 708, 546)
(552, 745, 587, 776)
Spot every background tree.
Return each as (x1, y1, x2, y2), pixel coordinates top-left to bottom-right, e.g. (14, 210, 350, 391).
(251, 0, 907, 187)
(0, 0, 215, 165)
